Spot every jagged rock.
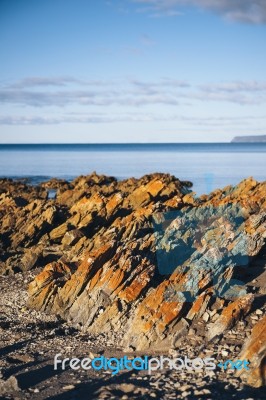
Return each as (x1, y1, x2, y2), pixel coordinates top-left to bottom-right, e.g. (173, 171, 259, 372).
(61, 229, 84, 247)
(187, 288, 214, 320)
(0, 173, 265, 388)
(26, 176, 265, 356)
(49, 222, 70, 242)
(19, 246, 44, 271)
(171, 318, 190, 347)
(206, 294, 254, 341)
(235, 316, 266, 387)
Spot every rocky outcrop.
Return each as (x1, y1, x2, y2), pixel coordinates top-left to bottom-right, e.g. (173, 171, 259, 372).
(0, 173, 265, 387)
(235, 316, 266, 387)
(232, 135, 266, 143)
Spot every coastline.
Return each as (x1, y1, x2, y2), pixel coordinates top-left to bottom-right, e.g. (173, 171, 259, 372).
(0, 143, 266, 196)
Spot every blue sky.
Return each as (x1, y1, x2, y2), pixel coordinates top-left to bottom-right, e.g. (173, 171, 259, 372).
(0, 0, 265, 143)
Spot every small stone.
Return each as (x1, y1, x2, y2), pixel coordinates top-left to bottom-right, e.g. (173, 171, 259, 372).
(119, 383, 135, 393)
(255, 309, 263, 315)
(221, 350, 229, 357)
(194, 389, 205, 395)
(188, 328, 196, 336)
(212, 313, 220, 322)
(179, 385, 191, 391)
(0, 376, 20, 395)
(168, 348, 178, 357)
(62, 385, 75, 390)
(202, 312, 210, 322)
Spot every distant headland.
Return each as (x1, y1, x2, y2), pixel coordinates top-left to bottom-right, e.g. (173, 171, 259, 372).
(232, 135, 266, 143)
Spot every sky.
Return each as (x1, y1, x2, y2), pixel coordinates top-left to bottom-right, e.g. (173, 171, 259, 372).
(0, 0, 265, 143)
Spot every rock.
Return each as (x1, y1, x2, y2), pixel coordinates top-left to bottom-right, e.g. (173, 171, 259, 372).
(118, 383, 135, 393)
(0, 376, 20, 394)
(207, 294, 254, 341)
(49, 222, 70, 241)
(194, 388, 211, 395)
(26, 176, 265, 354)
(7, 354, 34, 363)
(62, 229, 84, 247)
(187, 289, 213, 321)
(188, 328, 196, 336)
(171, 318, 190, 347)
(181, 391, 191, 397)
(179, 385, 191, 391)
(62, 385, 75, 390)
(235, 316, 266, 387)
(20, 247, 43, 271)
(1, 173, 266, 390)
(202, 312, 210, 322)
(221, 350, 229, 357)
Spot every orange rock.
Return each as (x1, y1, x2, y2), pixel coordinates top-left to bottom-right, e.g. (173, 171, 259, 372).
(236, 316, 266, 387)
(207, 294, 254, 341)
(17, 173, 265, 352)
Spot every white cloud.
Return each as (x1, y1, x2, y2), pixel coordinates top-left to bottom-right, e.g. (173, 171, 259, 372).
(200, 81, 266, 93)
(133, 0, 266, 23)
(0, 77, 266, 109)
(0, 112, 265, 126)
(8, 76, 82, 89)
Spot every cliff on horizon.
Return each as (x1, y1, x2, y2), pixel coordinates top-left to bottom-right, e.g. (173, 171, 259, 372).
(231, 135, 266, 143)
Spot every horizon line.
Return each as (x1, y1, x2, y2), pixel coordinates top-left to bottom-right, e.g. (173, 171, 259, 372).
(1, 142, 266, 146)
(0, 141, 246, 145)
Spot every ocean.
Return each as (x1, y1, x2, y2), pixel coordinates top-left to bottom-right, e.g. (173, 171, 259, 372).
(0, 143, 265, 195)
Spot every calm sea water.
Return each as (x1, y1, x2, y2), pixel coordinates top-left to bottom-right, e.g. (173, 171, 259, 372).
(0, 143, 265, 195)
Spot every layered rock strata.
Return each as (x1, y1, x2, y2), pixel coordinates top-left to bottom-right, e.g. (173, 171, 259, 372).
(0, 173, 265, 387)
